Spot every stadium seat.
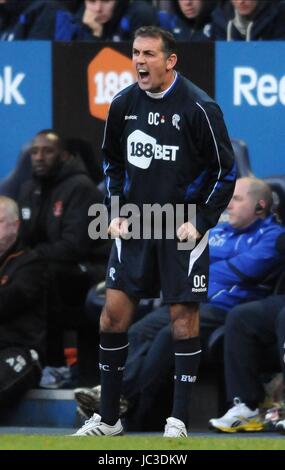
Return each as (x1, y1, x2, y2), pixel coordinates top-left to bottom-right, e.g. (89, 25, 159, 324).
(65, 138, 103, 184)
(230, 139, 253, 177)
(263, 175, 285, 225)
(0, 146, 32, 199)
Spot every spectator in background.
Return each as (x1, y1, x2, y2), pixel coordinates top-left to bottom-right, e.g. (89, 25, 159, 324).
(209, 294, 285, 433)
(201, 177, 284, 313)
(209, 232, 285, 434)
(0, 196, 45, 408)
(0, 137, 103, 204)
(158, 0, 216, 41)
(210, 0, 285, 40)
(0, 0, 79, 40)
(60, 0, 157, 41)
(17, 130, 108, 387)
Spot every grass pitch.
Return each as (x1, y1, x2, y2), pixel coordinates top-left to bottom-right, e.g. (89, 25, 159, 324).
(0, 435, 284, 450)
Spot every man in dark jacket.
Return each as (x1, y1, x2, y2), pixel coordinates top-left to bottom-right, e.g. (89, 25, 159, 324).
(18, 130, 108, 386)
(0, 0, 71, 40)
(0, 196, 45, 407)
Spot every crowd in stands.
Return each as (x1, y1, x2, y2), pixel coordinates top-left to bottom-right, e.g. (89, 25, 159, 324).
(1, 0, 285, 436)
(1, 1, 285, 42)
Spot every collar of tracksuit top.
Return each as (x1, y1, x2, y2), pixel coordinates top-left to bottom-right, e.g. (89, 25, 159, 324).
(223, 215, 275, 236)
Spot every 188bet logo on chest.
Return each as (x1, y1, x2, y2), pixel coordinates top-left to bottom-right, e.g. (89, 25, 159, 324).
(127, 130, 179, 169)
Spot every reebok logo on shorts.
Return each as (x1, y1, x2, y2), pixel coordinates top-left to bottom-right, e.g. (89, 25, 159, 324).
(192, 287, 207, 292)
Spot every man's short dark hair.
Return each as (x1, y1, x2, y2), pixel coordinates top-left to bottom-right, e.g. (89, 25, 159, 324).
(134, 26, 177, 58)
(35, 129, 64, 152)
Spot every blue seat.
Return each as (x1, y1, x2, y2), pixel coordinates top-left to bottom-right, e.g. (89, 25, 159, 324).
(231, 138, 253, 177)
(263, 175, 285, 225)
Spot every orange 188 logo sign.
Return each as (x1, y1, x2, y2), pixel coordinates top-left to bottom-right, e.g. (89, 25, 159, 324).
(88, 47, 136, 121)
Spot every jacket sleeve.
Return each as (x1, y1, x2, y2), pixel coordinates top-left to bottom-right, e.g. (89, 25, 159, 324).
(0, 257, 45, 321)
(102, 97, 126, 220)
(192, 101, 237, 236)
(209, 6, 229, 40)
(211, 226, 285, 287)
(14, 2, 64, 40)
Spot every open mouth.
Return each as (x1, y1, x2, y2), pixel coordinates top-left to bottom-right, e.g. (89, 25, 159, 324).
(138, 69, 150, 82)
